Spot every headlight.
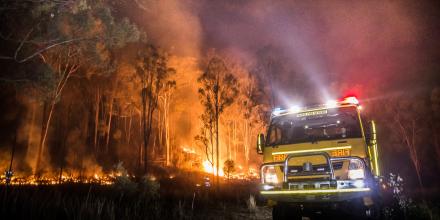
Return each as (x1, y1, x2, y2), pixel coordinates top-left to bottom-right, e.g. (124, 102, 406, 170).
(348, 159, 365, 180)
(263, 166, 279, 184)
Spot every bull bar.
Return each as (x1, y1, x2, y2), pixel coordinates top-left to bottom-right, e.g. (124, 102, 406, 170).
(260, 152, 372, 200)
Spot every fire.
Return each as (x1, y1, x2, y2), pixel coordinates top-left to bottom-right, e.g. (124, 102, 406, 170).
(181, 146, 196, 154)
(202, 160, 213, 173)
(202, 160, 224, 177)
(0, 173, 115, 186)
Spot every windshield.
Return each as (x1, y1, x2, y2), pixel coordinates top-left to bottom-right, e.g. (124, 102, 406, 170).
(266, 106, 362, 146)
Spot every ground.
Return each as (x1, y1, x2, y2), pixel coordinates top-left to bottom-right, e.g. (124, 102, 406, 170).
(0, 170, 437, 219)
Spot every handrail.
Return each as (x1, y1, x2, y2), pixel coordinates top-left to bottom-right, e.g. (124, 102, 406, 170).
(283, 152, 334, 182)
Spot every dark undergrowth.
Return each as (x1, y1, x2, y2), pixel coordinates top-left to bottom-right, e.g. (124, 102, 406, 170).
(1, 170, 439, 220)
(0, 171, 270, 220)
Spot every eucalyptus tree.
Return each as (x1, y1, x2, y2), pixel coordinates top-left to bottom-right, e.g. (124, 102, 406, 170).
(136, 45, 175, 174)
(238, 71, 269, 169)
(197, 55, 238, 188)
(0, 1, 140, 175)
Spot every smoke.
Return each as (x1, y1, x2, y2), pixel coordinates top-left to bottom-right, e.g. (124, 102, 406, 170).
(127, 0, 439, 167)
(134, 0, 202, 58)
(193, 0, 433, 101)
(2, 0, 438, 178)
(129, 0, 436, 102)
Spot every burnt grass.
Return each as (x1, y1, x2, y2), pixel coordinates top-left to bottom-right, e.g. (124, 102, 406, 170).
(0, 173, 271, 220)
(1, 169, 438, 220)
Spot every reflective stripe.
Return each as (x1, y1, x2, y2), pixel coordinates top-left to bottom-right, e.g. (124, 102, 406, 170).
(272, 146, 352, 155)
(260, 187, 370, 194)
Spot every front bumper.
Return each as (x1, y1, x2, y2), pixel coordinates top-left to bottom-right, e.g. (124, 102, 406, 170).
(260, 185, 371, 202)
(260, 152, 375, 203)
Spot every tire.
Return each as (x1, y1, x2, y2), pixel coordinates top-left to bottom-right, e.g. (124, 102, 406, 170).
(364, 204, 382, 220)
(272, 204, 302, 220)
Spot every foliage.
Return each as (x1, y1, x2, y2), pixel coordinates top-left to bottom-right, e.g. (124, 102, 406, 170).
(246, 194, 257, 213)
(389, 173, 411, 210)
(136, 44, 176, 172)
(197, 55, 238, 185)
(113, 162, 137, 192)
(378, 93, 434, 188)
(223, 159, 235, 180)
(198, 56, 238, 115)
(0, 179, 268, 220)
(140, 176, 161, 199)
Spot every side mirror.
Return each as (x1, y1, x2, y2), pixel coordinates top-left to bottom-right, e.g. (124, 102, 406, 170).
(257, 133, 265, 154)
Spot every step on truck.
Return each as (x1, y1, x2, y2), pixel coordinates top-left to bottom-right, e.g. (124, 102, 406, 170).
(257, 96, 383, 219)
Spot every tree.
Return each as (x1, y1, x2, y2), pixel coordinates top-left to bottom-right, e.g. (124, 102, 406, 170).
(195, 120, 215, 173)
(239, 71, 269, 170)
(34, 45, 80, 175)
(254, 46, 285, 108)
(384, 96, 430, 188)
(198, 55, 238, 188)
(223, 159, 235, 181)
(30, 1, 140, 175)
(220, 65, 269, 171)
(159, 80, 176, 166)
(136, 45, 175, 174)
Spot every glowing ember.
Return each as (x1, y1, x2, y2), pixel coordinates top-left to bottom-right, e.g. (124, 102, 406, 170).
(0, 174, 115, 186)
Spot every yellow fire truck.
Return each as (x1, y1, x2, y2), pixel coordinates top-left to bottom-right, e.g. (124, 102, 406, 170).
(257, 96, 382, 219)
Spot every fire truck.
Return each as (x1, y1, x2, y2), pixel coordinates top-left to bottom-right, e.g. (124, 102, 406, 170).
(257, 96, 382, 219)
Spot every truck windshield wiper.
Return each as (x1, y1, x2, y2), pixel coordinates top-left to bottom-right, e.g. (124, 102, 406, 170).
(307, 135, 319, 144)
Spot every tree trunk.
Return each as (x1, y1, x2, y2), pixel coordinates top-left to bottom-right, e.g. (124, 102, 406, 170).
(58, 107, 70, 184)
(105, 94, 114, 152)
(7, 130, 17, 185)
(35, 100, 55, 175)
(215, 73, 220, 189)
(27, 101, 36, 153)
(94, 87, 100, 150)
(127, 111, 132, 145)
(138, 114, 143, 175)
(231, 121, 237, 161)
(227, 122, 230, 160)
(435, 132, 440, 168)
(244, 120, 250, 170)
(145, 101, 155, 171)
(165, 97, 170, 166)
(158, 106, 163, 152)
(142, 86, 147, 174)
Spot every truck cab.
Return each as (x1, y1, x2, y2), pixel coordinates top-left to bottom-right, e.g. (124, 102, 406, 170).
(257, 96, 382, 219)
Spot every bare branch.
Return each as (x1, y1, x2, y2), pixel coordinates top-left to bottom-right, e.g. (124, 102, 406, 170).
(0, 37, 91, 63)
(14, 28, 34, 60)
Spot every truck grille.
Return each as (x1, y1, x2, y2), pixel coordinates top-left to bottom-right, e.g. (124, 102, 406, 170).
(279, 162, 343, 173)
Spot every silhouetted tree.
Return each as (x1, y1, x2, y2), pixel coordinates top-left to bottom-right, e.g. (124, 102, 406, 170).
(223, 159, 235, 181)
(198, 55, 238, 188)
(136, 45, 175, 174)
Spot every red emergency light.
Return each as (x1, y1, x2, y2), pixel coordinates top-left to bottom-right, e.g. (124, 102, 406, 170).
(341, 96, 359, 105)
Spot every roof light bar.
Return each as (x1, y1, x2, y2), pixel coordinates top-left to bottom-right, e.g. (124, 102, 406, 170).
(271, 96, 360, 116)
(342, 96, 359, 105)
(289, 105, 301, 113)
(325, 100, 338, 108)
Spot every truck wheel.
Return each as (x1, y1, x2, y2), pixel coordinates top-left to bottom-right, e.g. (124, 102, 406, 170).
(272, 204, 302, 220)
(365, 204, 382, 220)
